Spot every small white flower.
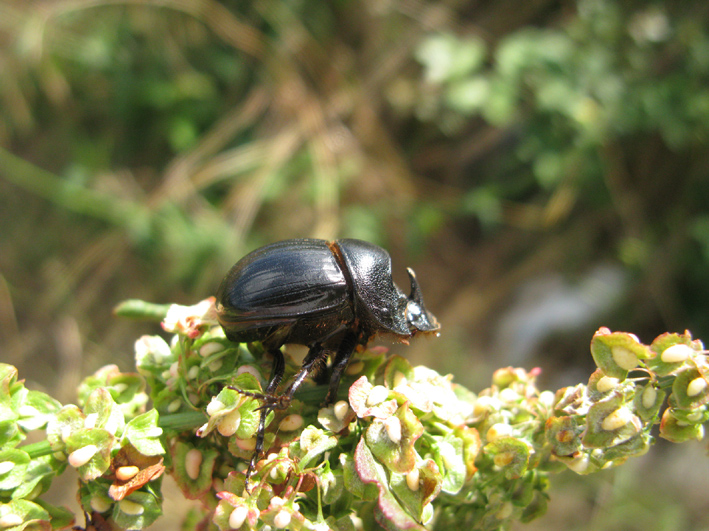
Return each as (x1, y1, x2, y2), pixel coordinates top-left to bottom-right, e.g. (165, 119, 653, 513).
(334, 400, 350, 421)
(273, 509, 291, 529)
(406, 467, 420, 491)
(384, 416, 402, 444)
(642, 386, 657, 409)
(217, 409, 242, 437)
(486, 423, 513, 442)
(199, 342, 223, 357)
(279, 414, 304, 432)
(119, 499, 144, 515)
(185, 449, 202, 480)
(597, 376, 620, 393)
(68, 445, 98, 468)
(687, 377, 708, 397)
(661, 343, 693, 363)
(0, 514, 24, 528)
(601, 406, 635, 431)
(229, 506, 249, 529)
(366, 386, 389, 407)
(0, 462, 15, 475)
(611, 346, 639, 371)
(206, 398, 226, 417)
(116, 466, 140, 481)
(90, 495, 112, 513)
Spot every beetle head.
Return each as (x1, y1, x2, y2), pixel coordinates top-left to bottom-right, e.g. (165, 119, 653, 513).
(405, 268, 440, 335)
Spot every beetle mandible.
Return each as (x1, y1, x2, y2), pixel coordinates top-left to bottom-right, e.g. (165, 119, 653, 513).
(215, 238, 440, 485)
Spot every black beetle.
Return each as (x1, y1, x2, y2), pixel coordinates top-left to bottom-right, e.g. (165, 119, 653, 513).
(215, 238, 439, 483)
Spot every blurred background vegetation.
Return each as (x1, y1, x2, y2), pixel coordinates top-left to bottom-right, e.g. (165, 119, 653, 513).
(1, 0, 709, 529)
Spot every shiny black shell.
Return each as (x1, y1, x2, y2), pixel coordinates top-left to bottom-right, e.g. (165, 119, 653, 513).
(215, 238, 409, 347)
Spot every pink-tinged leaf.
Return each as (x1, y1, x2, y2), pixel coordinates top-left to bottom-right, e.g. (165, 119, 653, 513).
(354, 439, 426, 530)
(365, 402, 423, 474)
(349, 376, 398, 419)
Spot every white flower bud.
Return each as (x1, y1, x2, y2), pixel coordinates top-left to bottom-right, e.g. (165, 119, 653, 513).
(486, 423, 512, 442)
(611, 346, 639, 370)
(229, 506, 249, 529)
(661, 343, 693, 363)
(235, 437, 257, 451)
(346, 360, 365, 375)
(90, 495, 112, 513)
(392, 371, 408, 388)
(406, 468, 420, 491)
(84, 413, 98, 429)
(601, 406, 635, 431)
(185, 448, 202, 480)
(146, 427, 163, 438)
(279, 414, 304, 432)
(68, 445, 98, 468)
(274, 509, 291, 529)
(0, 514, 23, 528)
(333, 400, 350, 421)
(199, 342, 223, 357)
(384, 416, 402, 444)
(217, 409, 242, 437)
(687, 377, 708, 397)
(167, 399, 182, 413)
(642, 386, 657, 409)
(119, 499, 144, 515)
(187, 365, 200, 380)
(565, 454, 590, 474)
(116, 466, 140, 481)
(499, 388, 519, 402)
(596, 376, 620, 393)
(366, 385, 389, 407)
(206, 398, 226, 417)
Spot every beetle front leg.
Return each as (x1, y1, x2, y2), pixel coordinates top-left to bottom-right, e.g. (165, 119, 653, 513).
(244, 347, 285, 490)
(324, 330, 360, 405)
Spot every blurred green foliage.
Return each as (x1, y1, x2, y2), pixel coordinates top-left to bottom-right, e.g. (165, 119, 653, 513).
(1, 1, 709, 526)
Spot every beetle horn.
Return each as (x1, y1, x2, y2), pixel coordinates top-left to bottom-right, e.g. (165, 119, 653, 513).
(405, 268, 440, 334)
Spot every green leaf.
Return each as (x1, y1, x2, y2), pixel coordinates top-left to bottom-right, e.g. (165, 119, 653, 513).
(171, 442, 218, 500)
(112, 489, 163, 530)
(65, 428, 115, 481)
(123, 410, 165, 456)
(354, 438, 426, 530)
(0, 449, 30, 490)
(0, 498, 51, 530)
(590, 329, 653, 379)
(365, 403, 423, 474)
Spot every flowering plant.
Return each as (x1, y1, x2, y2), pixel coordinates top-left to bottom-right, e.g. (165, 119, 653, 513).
(0, 299, 707, 530)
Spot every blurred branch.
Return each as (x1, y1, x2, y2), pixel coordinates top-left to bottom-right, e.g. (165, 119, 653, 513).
(0, 147, 149, 233)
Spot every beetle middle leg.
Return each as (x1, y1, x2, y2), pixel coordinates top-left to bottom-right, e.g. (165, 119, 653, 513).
(323, 329, 361, 405)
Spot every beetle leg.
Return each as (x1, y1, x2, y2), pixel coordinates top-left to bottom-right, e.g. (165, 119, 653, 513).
(279, 343, 330, 404)
(243, 347, 286, 491)
(324, 330, 360, 405)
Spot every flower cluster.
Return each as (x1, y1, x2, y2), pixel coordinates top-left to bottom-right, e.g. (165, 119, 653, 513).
(0, 299, 707, 531)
